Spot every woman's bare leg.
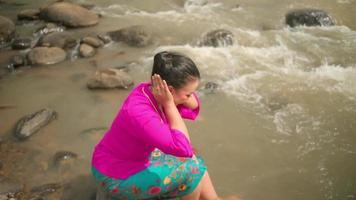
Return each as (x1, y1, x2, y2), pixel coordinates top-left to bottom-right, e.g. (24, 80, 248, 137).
(180, 170, 218, 200)
(199, 171, 218, 200)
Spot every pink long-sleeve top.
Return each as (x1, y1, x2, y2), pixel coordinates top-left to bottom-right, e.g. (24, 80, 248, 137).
(91, 82, 200, 179)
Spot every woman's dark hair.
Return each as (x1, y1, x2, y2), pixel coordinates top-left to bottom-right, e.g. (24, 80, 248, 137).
(151, 51, 200, 89)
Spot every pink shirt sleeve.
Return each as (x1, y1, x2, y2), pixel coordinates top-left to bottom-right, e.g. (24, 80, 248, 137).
(177, 92, 200, 120)
(126, 103, 193, 158)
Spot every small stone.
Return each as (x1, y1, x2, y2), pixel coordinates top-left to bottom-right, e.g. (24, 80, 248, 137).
(27, 47, 66, 65)
(14, 108, 57, 140)
(97, 34, 111, 44)
(79, 43, 96, 58)
(82, 37, 103, 48)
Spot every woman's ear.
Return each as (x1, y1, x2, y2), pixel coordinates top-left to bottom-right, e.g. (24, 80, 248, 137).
(168, 85, 175, 93)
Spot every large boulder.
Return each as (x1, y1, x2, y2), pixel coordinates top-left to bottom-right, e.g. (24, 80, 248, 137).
(0, 15, 15, 47)
(40, 2, 99, 27)
(87, 68, 134, 89)
(198, 29, 234, 47)
(14, 108, 57, 140)
(38, 32, 77, 50)
(286, 9, 335, 27)
(108, 25, 152, 47)
(27, 47, 66, 65)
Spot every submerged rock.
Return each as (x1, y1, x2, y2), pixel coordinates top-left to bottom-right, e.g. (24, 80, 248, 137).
(17, 9, 40, 20)
(87, 68, 134, 89)
(27, 47, 66, 65)
(0, 15, 15, 47)
(12, 38, 32, 50)
(108, 25, 152, 47)
(40, 2, 99, 27)
(199, 29, 234, 47)
(203, 82, 219, 93)
(53, 151, 78, 169)
(14, 108, 57, 140)
(79, 43, 95, 58)
(38, 32, 77, 50)
(286, 9, 335, 27)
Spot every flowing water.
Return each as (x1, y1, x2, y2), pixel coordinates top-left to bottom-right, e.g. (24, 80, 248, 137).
(1, 0, 356, 199)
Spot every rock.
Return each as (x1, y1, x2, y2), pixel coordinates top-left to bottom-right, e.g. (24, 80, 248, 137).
(199, 29, 234, 47)
(108, 25, 152, 47)
(0, 177, 24, 195)
(10, 55, 27, 67)
(97, 34, 111, 44)
(17, 9, 40, 20)
(286, 9, 335, 27)
(0, 15, 15, 47)
(87, 68, 134, 89)
(82, 36, 103, 48)
(14, 108, 57, 140)
(38, 32, 77, 49)
(27, 47, 66, 65)
(53, 151, 78, 169)
(203, 82, 219, 93)
(12, 38, 32, 50)
(39, 2, 99, 27)
(79, 43, 96, 58)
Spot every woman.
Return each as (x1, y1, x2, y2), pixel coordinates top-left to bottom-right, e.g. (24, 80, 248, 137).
(91, 51, 219, 200)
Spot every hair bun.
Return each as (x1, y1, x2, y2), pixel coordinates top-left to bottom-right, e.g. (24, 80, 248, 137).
(155, 51, 173, 68)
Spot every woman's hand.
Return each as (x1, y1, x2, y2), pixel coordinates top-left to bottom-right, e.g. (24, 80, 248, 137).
(151, 74, 174, 108)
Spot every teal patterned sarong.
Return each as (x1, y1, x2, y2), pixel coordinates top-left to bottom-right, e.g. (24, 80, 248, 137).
(92, 149, 207, 200)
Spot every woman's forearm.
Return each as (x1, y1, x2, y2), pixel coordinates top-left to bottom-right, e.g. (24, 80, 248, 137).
(163, 102, 190, 141)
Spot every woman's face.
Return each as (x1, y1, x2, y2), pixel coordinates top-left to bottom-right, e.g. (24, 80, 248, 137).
(170, 79, 200, 105)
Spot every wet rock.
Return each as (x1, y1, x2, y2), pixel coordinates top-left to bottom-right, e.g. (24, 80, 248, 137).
(53, 151, 78, 168)
(199, 29, 234, 47)
(203, 82, 219, 93)
(14, 108, 57, 140)
(82, 36, 103, 48)
(0, 177, 24, 195)
(108, 25, 152, 47)
(12, 38, 32, 50)
(0, 15, 15, 47)
(17, 9, 40, 20)
(39, 2, 99, 27)
(79, 43, 96, 58)
(286, 9, 335, 27)
(38, 32, 77, 50)
(97, 34, 111, 44)
(27, 47, 66, 65)
(10, 54, 27, 67)
(87, 68, 134, 89)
